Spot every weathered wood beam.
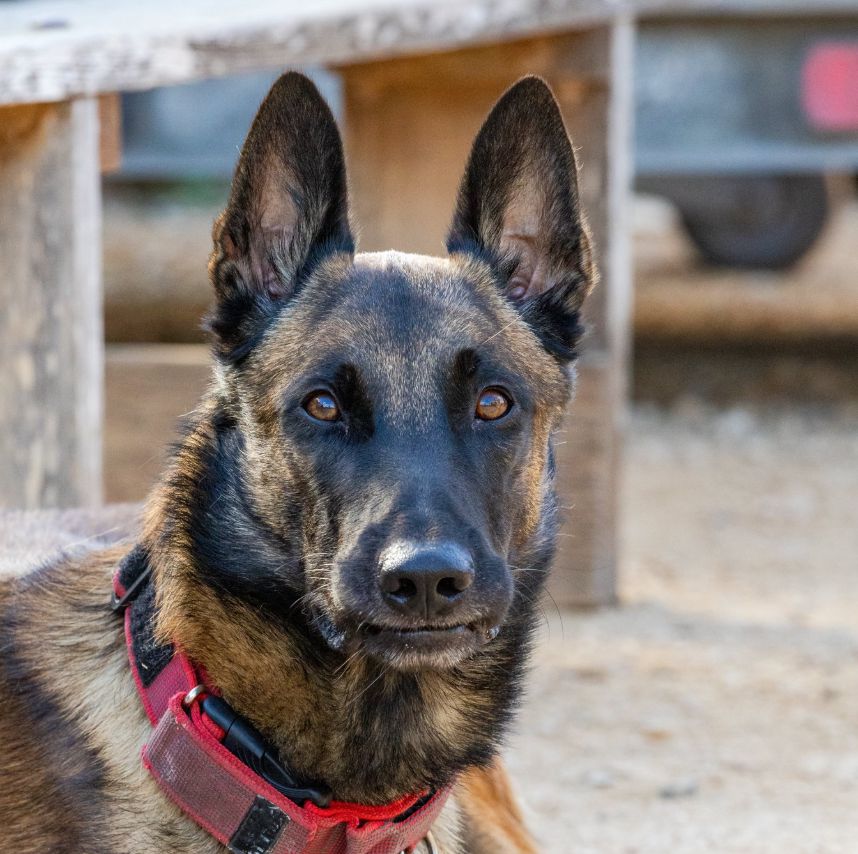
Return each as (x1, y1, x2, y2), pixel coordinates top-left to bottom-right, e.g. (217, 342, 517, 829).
(1, 0, 853, 108)
(338, 23, 633, 606)
(0, 98, 103, 509)
(98, 93, 122, 174)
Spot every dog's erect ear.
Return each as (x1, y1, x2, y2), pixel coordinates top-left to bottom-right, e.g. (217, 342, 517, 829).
(209, 72, 353, 360)
(447, 76, 594, 360)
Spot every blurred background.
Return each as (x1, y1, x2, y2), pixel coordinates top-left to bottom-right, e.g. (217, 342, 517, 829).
(2, 2, 858, 851)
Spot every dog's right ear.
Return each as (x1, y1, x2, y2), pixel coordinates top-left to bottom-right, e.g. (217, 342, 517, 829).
(208, 72, 354, 361)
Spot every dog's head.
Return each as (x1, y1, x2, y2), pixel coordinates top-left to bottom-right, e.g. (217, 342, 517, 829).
(184, 72, 592, 674)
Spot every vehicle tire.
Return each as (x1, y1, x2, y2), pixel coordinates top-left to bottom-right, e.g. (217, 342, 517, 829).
(678, 174, 828, 270)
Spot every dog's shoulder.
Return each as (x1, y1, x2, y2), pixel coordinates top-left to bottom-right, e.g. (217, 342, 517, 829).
(0, 548, 117, 851)
(0, 547, 217, 853)
(453, 759, 539, 853)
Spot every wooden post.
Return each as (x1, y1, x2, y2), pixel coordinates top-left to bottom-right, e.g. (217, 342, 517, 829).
(98, 94, 122, 174)
(339, 22, 633, 606)
(551, 20, 634, 606)
(0, 99, 103, 509)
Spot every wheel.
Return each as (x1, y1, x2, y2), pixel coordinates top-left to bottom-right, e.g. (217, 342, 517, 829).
(678, 175, 829, 270)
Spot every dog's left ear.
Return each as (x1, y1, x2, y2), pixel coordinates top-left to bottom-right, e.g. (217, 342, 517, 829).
(209, 72, 354, 360)
(447, 76, 594, 361)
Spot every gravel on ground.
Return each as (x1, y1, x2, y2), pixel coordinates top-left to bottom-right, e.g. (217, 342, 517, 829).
(508, 402, 858, 853)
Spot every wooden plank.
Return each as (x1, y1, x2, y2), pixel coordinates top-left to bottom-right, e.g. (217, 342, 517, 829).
(338, 32, 614, 256)
(339, 24, 634, 606)
(0, 0, 622, 107)
(635, 0, 858, 18)
(98, 93, 121, 174)
(0, 98, 103, 509)
(1, 0, 855, 108)
(553, 20, 634, 606)
(552, 355, 620, 606)
(105, 345, 210, 503)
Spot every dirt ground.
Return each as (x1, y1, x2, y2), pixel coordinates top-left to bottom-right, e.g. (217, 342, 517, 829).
(102, 192, 858, 853)
(507, 402, 858, 853)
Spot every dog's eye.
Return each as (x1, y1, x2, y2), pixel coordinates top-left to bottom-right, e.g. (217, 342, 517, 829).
(304, 391, 341, 422)
(475, 388, 512, 421)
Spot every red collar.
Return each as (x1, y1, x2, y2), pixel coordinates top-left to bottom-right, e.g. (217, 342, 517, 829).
(112, 547, 449, 854)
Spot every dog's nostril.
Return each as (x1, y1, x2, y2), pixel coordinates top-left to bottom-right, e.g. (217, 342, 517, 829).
(436, 575, 469, 599)
(387, 577, 417, 602)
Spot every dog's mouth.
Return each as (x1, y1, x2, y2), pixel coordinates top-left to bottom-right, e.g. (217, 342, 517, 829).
(357, 621, 500, 671)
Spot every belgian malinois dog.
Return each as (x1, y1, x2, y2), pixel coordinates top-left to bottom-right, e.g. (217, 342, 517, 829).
(0, 72, 593, 852)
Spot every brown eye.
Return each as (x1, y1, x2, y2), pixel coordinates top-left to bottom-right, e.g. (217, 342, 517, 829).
(475, 388, 512, 421)
(304, 392, 340, 422)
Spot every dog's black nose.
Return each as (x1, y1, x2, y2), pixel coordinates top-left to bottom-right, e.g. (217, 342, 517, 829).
(379, 541, 474, 621)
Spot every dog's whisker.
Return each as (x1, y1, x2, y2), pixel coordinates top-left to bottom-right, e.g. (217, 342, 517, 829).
(59, 526, 126, 554)
(287, 591, 316, 613)
(345, 666, 389, 709)
(478, 318, 518, 346)
(510, 587, 552, 637)
(332, 647, 363, 677)
(542, 588, 566, 643)
(509, 564, 548, 574)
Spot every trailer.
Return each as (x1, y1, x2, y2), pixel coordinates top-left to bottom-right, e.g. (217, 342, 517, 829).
(636, 10, 858, 267)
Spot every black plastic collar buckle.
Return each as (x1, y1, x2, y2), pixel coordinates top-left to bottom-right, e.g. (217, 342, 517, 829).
(195, 693, 332, 809)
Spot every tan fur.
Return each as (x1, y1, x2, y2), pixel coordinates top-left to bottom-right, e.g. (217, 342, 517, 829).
(0, 549, 222, 853)
(458, 760, 540, 853)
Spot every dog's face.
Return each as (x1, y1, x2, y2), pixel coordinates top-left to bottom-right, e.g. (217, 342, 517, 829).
(202, 73, 592, 672)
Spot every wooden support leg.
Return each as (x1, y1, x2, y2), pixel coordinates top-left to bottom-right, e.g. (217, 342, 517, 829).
(339, 22, 633, 606)
(552, 21, 634, 606)
(0, 99, 103, 509)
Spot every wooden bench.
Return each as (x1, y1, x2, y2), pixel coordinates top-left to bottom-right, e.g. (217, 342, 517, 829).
(0, 0, 634, 606)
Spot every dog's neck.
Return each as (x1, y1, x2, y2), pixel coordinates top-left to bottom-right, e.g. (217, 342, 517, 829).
(141, 402, 538, 804)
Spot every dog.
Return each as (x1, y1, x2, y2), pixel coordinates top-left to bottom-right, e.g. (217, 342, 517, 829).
(0, 71, 593, 853)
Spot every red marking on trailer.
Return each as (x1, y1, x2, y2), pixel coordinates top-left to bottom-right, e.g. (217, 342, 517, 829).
(802, 42, 858, 133)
